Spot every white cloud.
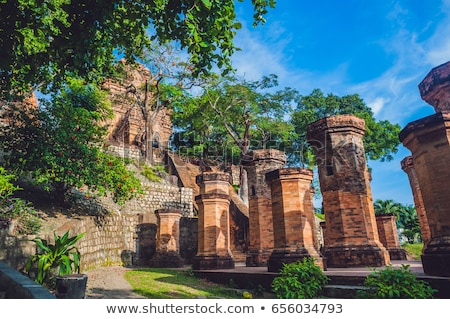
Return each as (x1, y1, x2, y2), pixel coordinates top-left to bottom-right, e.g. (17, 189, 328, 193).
(367, 97, 389, 115)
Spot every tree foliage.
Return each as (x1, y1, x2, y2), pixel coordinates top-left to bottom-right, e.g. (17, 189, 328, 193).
(171, 74, 296, 165)
(0, 78, 142, 205)
(0, 0, 276, 98)
(291, 89, 401, 167)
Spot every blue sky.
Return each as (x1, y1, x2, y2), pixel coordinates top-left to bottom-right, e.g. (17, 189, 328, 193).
(229, 0, 450, 206)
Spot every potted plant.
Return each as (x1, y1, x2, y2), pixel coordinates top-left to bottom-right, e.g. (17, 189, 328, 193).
(24, 230, 87, 298)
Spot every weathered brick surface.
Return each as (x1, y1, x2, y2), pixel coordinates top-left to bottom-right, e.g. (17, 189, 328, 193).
(307, 115, 390, 267)
(376, 215, 407, 260)
(265, 168, 324, 272)
(101, 60, 173, 163)
(400, 112, 450, 276)
(149, 208, 184, 267)
(401, 155, 431, 245)
(418, 61, 450, 113)
(242, 149, 286, 266)
(193, 172, 234, 269)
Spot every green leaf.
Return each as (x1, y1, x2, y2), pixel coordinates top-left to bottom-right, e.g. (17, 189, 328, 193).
(201, 0, 212, 9)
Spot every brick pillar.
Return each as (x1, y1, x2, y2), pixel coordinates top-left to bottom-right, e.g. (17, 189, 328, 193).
(265, 168, 325, 272)
(376, 215, 407, 260)
(399, 112, 450, 276)
(400, 156, 431, 245)
(241, 149, 286, 266)
(150, 208, 184, 267)
(306, 114, 390, 267)
(192, 172, 234, 270)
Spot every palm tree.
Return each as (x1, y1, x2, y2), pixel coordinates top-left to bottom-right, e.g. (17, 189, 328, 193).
(397, 204, 421, 243)
(373, 199, 401, 219)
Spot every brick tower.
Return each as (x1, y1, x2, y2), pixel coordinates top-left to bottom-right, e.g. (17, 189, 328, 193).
(192, 172, 234, 270)
(399, 61, 450, 276)
(306, 114, 390, 267)
(241, 149, 286, 266)
(265, 167, 324, 272)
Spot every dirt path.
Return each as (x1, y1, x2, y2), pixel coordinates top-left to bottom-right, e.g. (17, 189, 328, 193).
(84, 266, 146, 299)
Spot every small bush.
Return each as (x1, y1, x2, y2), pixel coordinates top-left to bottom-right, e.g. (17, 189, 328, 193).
(357, 264, 437, 299)
(0, 197, 42, 234)
(141, 164, 164, 182)
(271, 257, 329, 299)
(0, 167, 42, 234)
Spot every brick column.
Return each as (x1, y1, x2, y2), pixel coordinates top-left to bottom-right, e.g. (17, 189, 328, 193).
(192, 172, 234, 270)
(150, 208, 184, 267)
(399, 112, 450, 276)
(241, 149, 286, 266)
(400, 156, 431, 245)
(376, 215, 407, 260)
(306, 114, 390, 267)
(265, 168, 325, 272)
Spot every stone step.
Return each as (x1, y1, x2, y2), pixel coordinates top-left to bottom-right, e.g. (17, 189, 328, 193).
(322, 285, 369, 299)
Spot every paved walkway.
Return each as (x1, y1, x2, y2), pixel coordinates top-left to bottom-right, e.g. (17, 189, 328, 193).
(84, 266, 145, 299)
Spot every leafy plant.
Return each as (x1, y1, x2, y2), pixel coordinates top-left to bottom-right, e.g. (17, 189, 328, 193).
(25, 231, 85, 286)
(0, 197, 42, 235)
(0, 167, 41, 234)
(357, 264, 436, 299)
(141, 164, 164, 182)
(0, 166, 21, 198)
(0, 78, 142, 205)
(271, 257, 329, 299)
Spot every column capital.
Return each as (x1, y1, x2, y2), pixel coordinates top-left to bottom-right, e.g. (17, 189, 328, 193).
(306, 114, 366, 142)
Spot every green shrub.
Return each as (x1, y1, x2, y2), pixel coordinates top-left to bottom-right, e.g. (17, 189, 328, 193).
(271, 257, 329, 299)
(357, 264, 436, 298)
(0, 167, 41, 234)
(0, 166, 20, 197)
(0, 197, 42, 234)
(141, 164, 164, 182)
(25, 230, 85, 287)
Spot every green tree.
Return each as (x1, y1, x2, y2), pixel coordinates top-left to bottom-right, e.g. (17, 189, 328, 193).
(374, 199, 402, 218)
(0, 78, 142, 205)
(291, 89, 401, 167)
(397, 204, 421, 244)
(172, 74, 296, 164)
(0, 0, 276, 98)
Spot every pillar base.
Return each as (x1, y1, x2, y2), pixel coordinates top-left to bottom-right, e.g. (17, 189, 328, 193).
(267, 249, 325, 273)
(387, 248, 408, 261)
(421, 236, 450, 276)
(324, 244, 389, 267)
(148, 252, 184, 268)
(192, 255, 235, 270)
(245, 249, 272, 267)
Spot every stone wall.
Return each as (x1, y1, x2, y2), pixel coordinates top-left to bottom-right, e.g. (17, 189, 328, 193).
(0, 230, 35, 270)
(1, 177, 196, 272)
(120, 181, 194, 217)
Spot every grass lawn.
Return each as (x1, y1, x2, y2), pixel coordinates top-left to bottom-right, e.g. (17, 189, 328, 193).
(402, 242, 424, 260)
(124, 268, 245, 299)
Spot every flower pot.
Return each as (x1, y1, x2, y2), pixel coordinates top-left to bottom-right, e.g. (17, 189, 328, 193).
(55, 274, 88, 299)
